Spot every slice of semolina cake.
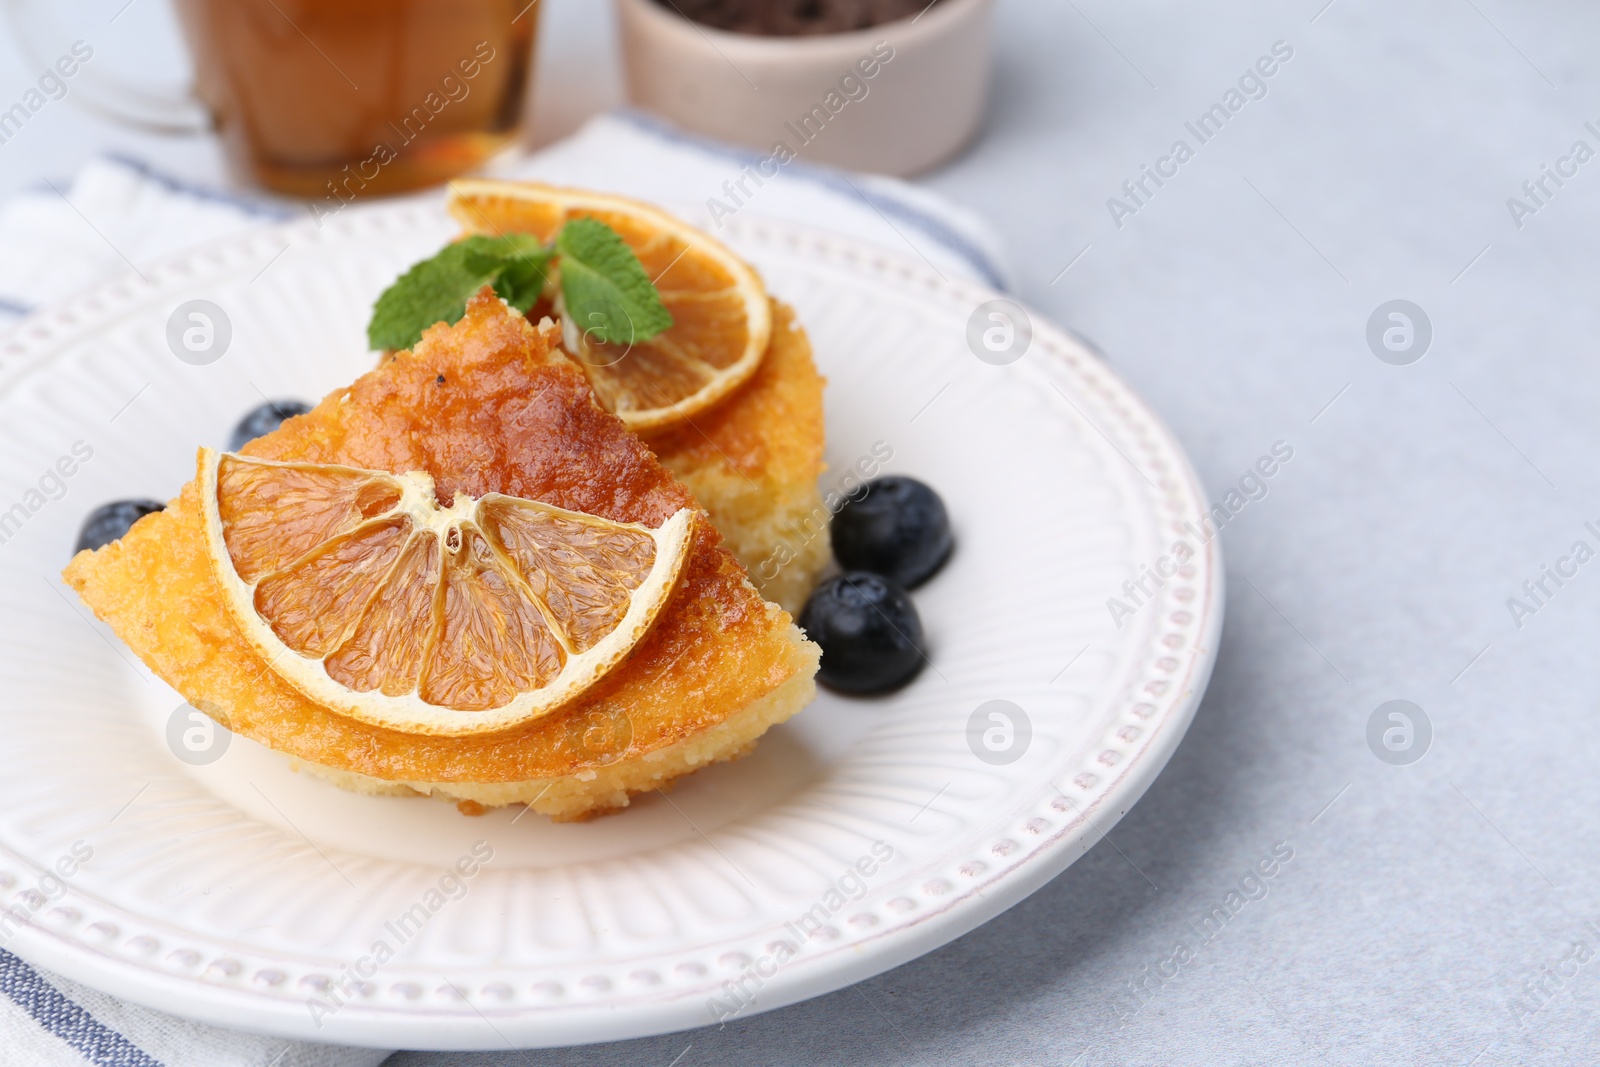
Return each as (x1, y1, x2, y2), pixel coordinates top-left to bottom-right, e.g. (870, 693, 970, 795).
(64, 290, 818, 821)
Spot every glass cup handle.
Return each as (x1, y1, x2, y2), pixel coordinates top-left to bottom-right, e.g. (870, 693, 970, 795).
(2, 0, 210, 135)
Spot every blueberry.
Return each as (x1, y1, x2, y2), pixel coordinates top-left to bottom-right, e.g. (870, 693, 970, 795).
(831, 476, 952, 589)
(229, 399, 312, 452)
(74, 499, 164, 554)
(799, 572, 926, 694)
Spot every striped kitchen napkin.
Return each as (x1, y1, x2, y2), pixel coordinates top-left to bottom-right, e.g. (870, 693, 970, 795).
(0, 110, 1009, 332)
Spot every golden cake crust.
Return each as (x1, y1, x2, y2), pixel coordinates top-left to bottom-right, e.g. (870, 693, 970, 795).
(650, 301, 831, 613)
(63, 292, 816, 802)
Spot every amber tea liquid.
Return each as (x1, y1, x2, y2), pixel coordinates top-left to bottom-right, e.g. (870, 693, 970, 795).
(173, 0, 537, 200)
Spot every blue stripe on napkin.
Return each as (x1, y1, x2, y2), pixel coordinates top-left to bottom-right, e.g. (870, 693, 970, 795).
(102, 153, 297, 221)
(0, 947, 166, 1067)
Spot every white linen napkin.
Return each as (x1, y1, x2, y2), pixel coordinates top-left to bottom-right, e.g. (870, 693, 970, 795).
(0, 110, 1009, 331)
(0, 948, 390, 1067)
(0, 110, 1009, 1066)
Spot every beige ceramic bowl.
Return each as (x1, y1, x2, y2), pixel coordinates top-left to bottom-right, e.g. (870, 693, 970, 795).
(615, 0, 995, 176)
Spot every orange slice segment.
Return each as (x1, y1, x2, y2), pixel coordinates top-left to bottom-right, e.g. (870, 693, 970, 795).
(198, 449, 696, 736)
(446, 179, 772, 433)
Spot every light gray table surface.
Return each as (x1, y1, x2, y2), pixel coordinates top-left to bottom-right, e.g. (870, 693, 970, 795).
(7, 1, 1600, 1063)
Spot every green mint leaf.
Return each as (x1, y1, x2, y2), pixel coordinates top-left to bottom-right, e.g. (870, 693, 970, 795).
(367, 241, 498, 351)
(486, 235, 556, 310)
(555, 218, 673, 348)
(367, 234, 553, 351)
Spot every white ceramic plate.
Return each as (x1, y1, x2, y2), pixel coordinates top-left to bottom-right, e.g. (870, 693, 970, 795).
(0, 202, 1222, 1050)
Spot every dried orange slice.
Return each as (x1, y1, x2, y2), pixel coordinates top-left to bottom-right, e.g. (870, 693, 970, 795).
(447, 179, 771, 433)
(197, 448, 695, 736)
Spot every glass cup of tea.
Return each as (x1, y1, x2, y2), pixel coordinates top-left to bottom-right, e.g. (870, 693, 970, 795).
(4, 0, 539, 200)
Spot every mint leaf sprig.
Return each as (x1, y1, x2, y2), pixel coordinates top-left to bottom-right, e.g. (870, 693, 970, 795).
(366, 219, 673, 353)
(555, 219, 674, 350)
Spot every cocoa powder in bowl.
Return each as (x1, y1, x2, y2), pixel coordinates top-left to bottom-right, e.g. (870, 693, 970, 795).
(656, 0, 939, 36)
